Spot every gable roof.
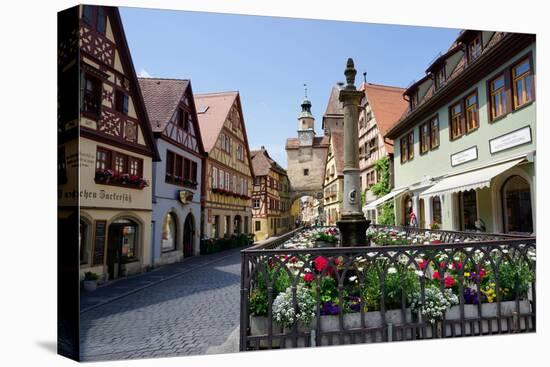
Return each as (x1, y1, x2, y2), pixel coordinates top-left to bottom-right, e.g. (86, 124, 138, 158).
(322, 85, 345, 131)
(361, 82, 408, 154)
(109, 7, 160, 161)
(194, 91, 239, 152)
(138, 78, 189, 132)
(251, 147, 287, 176)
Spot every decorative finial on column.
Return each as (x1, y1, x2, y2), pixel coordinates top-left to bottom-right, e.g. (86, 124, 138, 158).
(363, 72, 367, 85)
(344, 58, 357, 90)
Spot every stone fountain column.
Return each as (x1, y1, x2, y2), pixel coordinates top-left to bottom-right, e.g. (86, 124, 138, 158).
(337, 58, 370, 246)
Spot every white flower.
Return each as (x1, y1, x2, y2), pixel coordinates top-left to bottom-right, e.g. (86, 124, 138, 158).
(349, 275, 358, 282)
(388, 267, 397, 274)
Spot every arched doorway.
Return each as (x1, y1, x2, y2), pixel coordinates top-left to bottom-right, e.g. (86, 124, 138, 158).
(183, 214, 195, 257)
(501, 175, 533, 234)
(233, 215, 242, 235)
(402, 194, 413, 226)
(107, 218, 138, 280)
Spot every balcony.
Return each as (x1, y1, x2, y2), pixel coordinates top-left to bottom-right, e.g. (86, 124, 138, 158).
(240, 225, 535, 350)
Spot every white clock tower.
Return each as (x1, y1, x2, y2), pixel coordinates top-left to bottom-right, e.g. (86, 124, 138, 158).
(297, 97, 315, 146)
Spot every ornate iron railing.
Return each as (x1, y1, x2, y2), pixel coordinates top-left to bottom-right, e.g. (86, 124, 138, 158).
(240, 236, 536, 350)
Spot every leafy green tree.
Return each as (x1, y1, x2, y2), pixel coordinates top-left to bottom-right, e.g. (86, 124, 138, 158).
(370, 156, 395, 225)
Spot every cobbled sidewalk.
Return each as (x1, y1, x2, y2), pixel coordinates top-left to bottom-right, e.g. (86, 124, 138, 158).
(79, 247, 244, 361)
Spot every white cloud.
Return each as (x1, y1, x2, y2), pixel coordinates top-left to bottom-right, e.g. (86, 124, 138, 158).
(138, 68, 151, 78)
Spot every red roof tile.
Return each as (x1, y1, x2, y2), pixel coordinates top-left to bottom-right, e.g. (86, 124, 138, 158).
(194, 91, 239, 152)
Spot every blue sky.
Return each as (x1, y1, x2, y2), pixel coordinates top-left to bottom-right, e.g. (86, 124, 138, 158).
(120, 7, 459, 167)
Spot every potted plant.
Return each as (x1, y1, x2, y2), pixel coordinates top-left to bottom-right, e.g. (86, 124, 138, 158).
(314, 231, 337, 247)
(83, 271, 99, 292)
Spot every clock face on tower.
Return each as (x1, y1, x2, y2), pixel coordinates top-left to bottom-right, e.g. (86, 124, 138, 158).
(298, 131, 313, 146)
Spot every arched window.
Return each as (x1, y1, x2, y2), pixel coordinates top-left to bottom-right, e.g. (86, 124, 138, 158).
(161, 213, 177, 252)
(502, 175, 533, 233)
(432, 196, 442, 226)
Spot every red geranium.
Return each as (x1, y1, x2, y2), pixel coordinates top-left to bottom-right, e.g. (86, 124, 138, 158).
(444, 276, 455, 288)
(439, 261, 447, 270)
(333, 257, 341, 266)
(479, 268, 486, 279)
(452, 261, 463, 270)
(432, 272, 441, 280)
(304, 273, 315, 282)
(314, 256, 329, 272)
(418, 260, 427, 270)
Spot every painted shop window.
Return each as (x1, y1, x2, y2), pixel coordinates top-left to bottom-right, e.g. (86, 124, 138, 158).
(450, 101, 464, 140)
(430, 116, 439, 149)
(512, 58, 534, 109)
(80, 220, 89, 264)
(502, 175, 533, 234)
(82, 73, 102, 117)
(465, 92, 479, 132)
(468, 34, 482, 62)
(96, 6, 107, 35)
(489, 74, 507, 120)
(419, 122, 430, 154)
(432, 196, 442, 226)
(161, 213, 177, 252)
(116, 219, 138, 260)
(459, 190, 477, 231)
(115, 90, 129, 115)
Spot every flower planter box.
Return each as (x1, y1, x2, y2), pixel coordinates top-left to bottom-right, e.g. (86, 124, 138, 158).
(422, 300, 532, 338)
(250, 309, 412, 348)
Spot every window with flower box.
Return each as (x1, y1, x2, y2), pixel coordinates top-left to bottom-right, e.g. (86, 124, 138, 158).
(94, 147, 145, 188)
(212, 166, 218, 189)
(165, 150, 198, 188)
(225, 173, 231, 191)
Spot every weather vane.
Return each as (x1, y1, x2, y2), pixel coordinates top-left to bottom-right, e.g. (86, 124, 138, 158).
(363, 72, 367, 84)
(304, 83, 308, 99)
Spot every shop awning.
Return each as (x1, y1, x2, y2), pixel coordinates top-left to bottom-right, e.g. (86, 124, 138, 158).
(363, 188, 407, 210)
(420, 158, 525, 198)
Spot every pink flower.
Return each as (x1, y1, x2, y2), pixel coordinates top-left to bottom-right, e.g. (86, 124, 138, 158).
(444, 276, 455, 288)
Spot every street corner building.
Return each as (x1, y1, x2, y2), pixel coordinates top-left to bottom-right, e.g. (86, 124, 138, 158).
(58, 5, 160, 281)
(250, 147, 292, 241)
(139, 77, 205, 266)
(383, 31, 536, 234)
(194, 91, 254, 243)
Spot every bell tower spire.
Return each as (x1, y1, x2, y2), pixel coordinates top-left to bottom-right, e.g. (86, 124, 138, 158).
(297, 83, 315, 146)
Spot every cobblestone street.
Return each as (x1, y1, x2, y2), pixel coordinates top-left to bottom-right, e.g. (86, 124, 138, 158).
(79, 248, 242, 361)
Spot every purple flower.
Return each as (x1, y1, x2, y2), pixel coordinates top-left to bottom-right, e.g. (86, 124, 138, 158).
(464, 287, 479, 304)
(320, 301, 340, 315)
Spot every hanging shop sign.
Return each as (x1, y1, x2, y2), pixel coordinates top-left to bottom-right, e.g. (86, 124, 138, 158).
(489, 126, 532, 154)
(451, 146, 478, 167)
(178, 190, 194, 204)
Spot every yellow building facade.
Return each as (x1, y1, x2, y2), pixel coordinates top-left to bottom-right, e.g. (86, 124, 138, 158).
(323, 132, 344, 225)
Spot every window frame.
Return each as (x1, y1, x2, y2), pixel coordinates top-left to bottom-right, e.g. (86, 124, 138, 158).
(114, 89, 129, 115)
(82, 73, 102, 119)
(467, 34, 482, 63)
(487, 72, 510, 122)
(429, 115, 440, 149)
(449, 100, 465, 140)
(465, 90, 479, 133)
(419, 121, 430, 154)
(511, 56, 535, 110)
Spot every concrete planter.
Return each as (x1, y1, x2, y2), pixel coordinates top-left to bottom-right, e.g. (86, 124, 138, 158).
(422, 300, 532, 338)
(250, 308, 412, 348)
(82, 280, 97, 292)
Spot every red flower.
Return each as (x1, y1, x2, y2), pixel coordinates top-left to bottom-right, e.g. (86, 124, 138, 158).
(432, 239, 441, 244)
(314, 256, 329, 272)
(439, 261, 447, 270)
(418, 260, 427, 270)
(333, 257, 341, 266)
(432, 272, 441, 280)
(289, 256, 297, 263)
(444, 276, 455, 288)
(451, 261, 463, 270)
(304, 273, 315, 282)
(479, 268, 486, 279)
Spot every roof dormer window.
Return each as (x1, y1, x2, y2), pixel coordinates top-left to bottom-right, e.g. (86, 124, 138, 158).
(467, 34, 482, 62)
(434, 66, 446, 90)
(409, 91, 419, 111)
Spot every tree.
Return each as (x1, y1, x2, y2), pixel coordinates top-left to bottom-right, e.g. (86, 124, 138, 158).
(370, 156, 394, 225)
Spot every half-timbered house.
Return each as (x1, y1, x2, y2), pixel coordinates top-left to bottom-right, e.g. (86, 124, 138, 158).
(323, 132, 344, 225)
(194, 91, 254, 243)
(75, 5, 159, 281)
(251, 147, 291, 241)
(139, 78, 205, 265)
